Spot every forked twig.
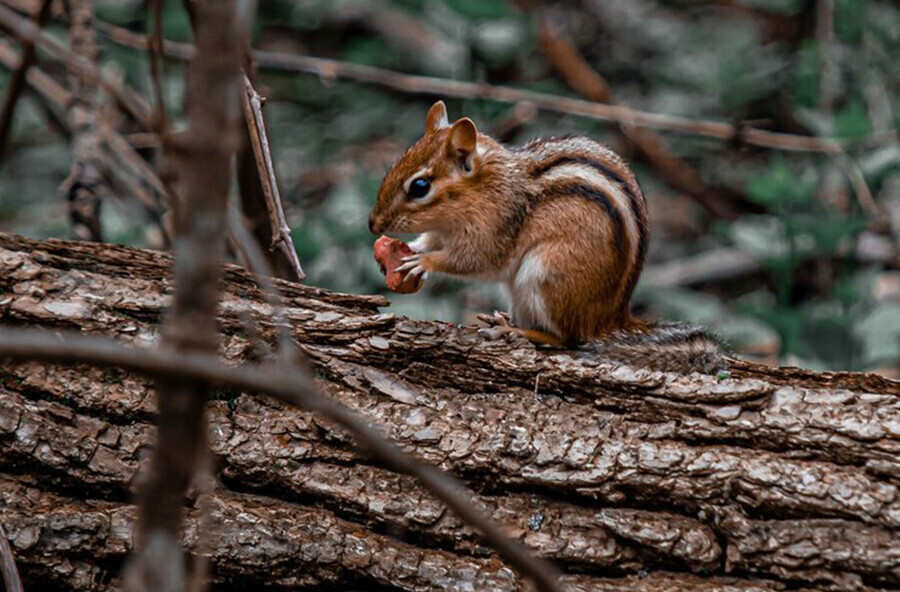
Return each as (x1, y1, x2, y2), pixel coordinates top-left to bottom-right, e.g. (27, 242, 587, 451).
(0, 523, 24, 592)
(241, 74, 305, 281)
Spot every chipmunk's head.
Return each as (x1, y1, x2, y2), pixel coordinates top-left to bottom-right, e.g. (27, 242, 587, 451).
(369, 101, 487, 235)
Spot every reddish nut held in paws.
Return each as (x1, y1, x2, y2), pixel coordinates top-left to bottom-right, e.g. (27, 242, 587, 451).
(374, 235, 425, 294)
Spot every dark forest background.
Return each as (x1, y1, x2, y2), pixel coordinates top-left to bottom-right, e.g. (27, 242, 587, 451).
(0, 0, 897, 373)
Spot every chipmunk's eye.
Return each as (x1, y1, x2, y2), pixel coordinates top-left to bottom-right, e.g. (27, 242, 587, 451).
(407, 177, 431, 199)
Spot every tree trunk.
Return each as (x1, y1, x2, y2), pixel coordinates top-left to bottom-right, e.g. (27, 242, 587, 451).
(0, 232, 897, 592)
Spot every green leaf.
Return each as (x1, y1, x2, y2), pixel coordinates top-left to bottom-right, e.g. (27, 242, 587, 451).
(801, 216, 868, 255)
(834, 0, 866, 43)
(834, 99, 872, 140)
(746, 157, 813, 208)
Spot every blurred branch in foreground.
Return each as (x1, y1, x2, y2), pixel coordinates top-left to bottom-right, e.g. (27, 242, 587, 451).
(124, 0, 244, 589)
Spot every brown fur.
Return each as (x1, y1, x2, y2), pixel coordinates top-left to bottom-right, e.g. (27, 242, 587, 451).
(370, 101, 721, 374)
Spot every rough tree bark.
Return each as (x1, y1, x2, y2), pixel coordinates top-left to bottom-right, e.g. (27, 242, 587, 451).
(0, 232, 898, 592)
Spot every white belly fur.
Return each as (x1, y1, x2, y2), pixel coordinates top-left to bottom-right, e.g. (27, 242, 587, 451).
(507, 250, 557, 334)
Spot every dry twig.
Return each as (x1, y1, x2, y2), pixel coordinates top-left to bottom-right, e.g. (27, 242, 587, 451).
(241, 75, 305, 281)
(0, 0, 50, 157)
(641, 247, 761, 288)
(233, 40, 306, 283)
(91, 19, 897, 154)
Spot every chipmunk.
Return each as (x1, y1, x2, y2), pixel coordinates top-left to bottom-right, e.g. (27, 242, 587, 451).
(369, 101, 723, 374)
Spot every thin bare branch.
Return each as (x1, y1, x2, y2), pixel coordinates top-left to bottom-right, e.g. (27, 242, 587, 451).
(641, 247, 761, 288)
(241, 75, 305, 281)
(0, 326, 566, 592)
(227, 203, 295, 358)
(234, 47, 302, 282)
(0, 523, 24, 592)
(91, 18, 897, 154)
(148, 0, 168, 133)
(0, 0, 50, 157)
(102, 128, 171, 206)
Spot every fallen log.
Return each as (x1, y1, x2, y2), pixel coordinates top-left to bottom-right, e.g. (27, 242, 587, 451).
(0, 232, 897, 591)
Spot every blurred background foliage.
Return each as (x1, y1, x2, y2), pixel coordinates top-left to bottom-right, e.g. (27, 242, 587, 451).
(0, 0, 897, 373)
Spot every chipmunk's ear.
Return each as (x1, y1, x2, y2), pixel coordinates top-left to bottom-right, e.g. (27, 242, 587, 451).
(425, 101, 449, 133)
(448, 117, 478, 175)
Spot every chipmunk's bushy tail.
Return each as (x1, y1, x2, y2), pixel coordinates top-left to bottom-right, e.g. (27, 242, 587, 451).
(583, 322, 726, 375)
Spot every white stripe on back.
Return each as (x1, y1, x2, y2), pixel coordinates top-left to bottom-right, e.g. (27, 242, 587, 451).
(539, 163, 639, 262)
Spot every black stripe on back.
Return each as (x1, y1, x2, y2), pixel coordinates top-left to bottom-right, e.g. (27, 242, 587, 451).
(530, 152, 649, 311)
(530, 154, 647, 253)
(498, 195, 536, 245)
(544, 181, 629, 265)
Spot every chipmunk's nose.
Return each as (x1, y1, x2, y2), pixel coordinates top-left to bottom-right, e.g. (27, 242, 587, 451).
(368, 213, 381, 235)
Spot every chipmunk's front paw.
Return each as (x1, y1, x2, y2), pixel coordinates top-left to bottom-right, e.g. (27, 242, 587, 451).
(396, 253, 431, 282)
(477, 311, 518, 342)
